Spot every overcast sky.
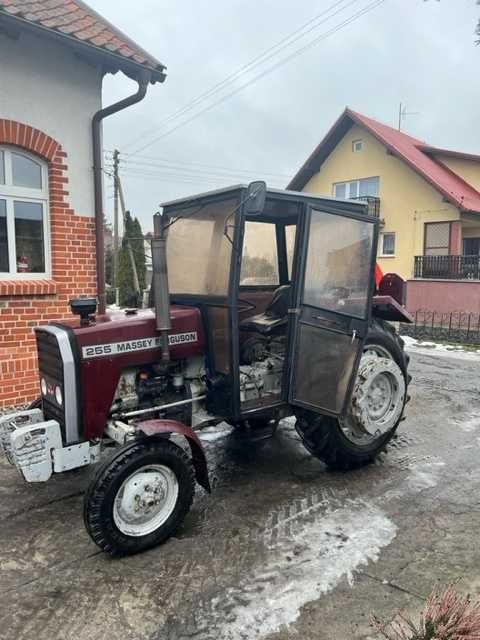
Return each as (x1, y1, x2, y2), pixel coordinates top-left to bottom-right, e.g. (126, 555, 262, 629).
(95, 0, 480, 232)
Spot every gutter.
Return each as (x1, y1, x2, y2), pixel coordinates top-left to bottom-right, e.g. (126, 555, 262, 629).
(92, 71, 150, 314)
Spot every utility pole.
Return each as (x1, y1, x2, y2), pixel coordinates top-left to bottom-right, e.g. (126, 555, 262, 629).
(112, 149, 120, 305)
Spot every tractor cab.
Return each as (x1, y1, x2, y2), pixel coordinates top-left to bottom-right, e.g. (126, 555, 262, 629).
(162, 184, 379, 425)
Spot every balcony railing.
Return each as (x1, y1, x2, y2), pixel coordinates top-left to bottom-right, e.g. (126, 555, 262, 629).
(414, 255, 480, 280)
(352, 195, 380, 218)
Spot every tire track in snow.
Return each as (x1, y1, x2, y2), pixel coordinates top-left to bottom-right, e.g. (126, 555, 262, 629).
(192, 501, 397, 640)
(170, 451, 446, 640)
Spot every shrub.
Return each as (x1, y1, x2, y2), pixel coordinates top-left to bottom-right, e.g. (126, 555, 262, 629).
(371, 585, 480, 639)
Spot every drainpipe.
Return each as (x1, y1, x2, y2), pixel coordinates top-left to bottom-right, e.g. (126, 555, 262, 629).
(92, 71, 151, 314)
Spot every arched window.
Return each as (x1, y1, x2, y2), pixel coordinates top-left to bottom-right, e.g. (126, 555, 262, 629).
(0, 146, 50, 278)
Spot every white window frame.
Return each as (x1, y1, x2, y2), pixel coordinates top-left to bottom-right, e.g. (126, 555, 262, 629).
(352, 139, 363, 152)
(379, 232, 396, 257)
(0, 146, 51, 280)
(333, 176, 379, 200)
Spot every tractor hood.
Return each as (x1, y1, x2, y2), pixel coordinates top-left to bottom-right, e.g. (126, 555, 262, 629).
(51, 306, 206, 362)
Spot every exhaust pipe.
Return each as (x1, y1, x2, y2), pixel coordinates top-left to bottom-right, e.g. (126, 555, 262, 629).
(152, 212, 171, 361)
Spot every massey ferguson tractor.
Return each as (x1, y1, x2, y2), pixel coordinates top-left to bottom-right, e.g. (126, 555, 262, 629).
(0, 183, 412, 555)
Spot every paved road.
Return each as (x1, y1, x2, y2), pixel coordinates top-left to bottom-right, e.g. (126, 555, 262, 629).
(1, 348, 479, 640)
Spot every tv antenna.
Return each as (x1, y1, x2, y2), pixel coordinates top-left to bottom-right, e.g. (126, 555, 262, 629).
(398, 102, 419, 131)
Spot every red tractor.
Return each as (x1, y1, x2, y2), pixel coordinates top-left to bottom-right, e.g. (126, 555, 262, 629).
(0, 183, 412, 555)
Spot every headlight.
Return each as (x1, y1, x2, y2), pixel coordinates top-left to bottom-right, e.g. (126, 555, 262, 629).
(55, 385, 63, 406)
(40, 378, 47, 395)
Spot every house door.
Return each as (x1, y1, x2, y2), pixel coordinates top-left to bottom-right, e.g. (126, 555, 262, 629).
(289, 207, 378, 417)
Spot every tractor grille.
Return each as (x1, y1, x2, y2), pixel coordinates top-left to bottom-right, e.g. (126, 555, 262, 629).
(35, 329, 66, 435)
(36, 330, 63, 380)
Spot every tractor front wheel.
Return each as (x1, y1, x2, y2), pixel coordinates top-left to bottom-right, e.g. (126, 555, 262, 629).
(84, 438, 194, 555)
(295, 319, 410, 470)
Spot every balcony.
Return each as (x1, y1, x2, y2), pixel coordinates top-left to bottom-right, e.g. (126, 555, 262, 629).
(414, 255, 480, 280)
(352, 195, 380, 218)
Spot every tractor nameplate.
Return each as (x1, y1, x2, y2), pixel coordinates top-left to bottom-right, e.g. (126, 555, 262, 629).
(81, 332, 198, 359)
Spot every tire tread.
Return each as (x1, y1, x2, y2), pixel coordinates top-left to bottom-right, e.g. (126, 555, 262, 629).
(84, 438, 194, 556)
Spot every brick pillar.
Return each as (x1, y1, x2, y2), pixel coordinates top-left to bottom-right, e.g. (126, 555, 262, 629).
(449, 221, 462, 255)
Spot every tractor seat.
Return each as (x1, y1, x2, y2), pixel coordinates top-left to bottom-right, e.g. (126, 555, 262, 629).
(239, 285, 291, 335)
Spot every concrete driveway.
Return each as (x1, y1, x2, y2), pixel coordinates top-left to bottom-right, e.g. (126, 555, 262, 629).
(1, 347, 480, 640)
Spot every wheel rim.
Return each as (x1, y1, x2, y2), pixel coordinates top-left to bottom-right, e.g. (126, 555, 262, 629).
(339, 344, 405, 446)
(113, 464, 179, 537)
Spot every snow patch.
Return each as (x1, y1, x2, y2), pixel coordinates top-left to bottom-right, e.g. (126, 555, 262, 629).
(202, 502, 396, 640)
(459, 414, 480, 433)
(402, 335, 480, 361)
(198, 423, 233, 442)
(406, 461, 446, 491)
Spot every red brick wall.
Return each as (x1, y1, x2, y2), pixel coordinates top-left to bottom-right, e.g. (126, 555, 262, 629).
(0, 119, 97, 408)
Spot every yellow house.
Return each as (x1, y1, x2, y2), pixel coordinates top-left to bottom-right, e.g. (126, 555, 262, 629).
(288, 108, 480, 286)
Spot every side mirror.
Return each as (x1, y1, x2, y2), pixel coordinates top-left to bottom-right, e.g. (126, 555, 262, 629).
(244, 180, 267, 215)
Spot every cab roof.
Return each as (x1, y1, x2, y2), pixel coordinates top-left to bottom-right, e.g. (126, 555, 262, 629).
(160, 184, 368, 212)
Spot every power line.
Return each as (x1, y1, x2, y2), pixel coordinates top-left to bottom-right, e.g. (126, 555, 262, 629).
(104, 149, 292, 178)
(127, 0, 386, 157)
(105, 159, 288, 185)
(123, 0, 360, 154)
(115, 165, 284, 183)
(114, 171, 284, 189)
(107, 158, 291, 181)
(119, 175, 284, 189)
(115, 170, 249, 186)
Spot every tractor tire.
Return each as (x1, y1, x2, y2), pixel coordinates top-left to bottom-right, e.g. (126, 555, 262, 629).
(84, 438, 195, 556)
(295, 319, 411, 470)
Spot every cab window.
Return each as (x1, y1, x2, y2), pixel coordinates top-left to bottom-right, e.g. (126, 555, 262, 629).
(240, 221, 279, 286)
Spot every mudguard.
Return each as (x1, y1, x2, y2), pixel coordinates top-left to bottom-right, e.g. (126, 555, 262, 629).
(136, 419, 211, 493)
(372, 295, 413, 323)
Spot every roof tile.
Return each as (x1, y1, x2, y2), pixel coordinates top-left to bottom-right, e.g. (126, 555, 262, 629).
(24, 6, 73, 21)
(73, 21, 106, 40)
(57, 15, 96, 34)
(0, 0, 165, 78)
(90, 31, 114, 47)
(104, 36, 124, 53)
(41, 9, 85, 28)
(3, 4, 21, 13)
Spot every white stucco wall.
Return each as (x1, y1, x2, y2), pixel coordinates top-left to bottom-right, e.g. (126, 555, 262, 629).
(0, 29, 103, 216)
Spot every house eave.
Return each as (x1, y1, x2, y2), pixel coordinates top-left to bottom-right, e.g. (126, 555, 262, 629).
(0, 10, 166, 84)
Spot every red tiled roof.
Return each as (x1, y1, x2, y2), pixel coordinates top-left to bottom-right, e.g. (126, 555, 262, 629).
(288, 108, 480, 214)
(0, 0, 165, 82)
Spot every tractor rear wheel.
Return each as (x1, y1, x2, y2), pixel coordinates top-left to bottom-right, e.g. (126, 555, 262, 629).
(84, 438, 194, 555)
(295, 319, 410, 470)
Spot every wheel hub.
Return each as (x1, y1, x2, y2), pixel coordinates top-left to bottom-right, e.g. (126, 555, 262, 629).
(113, 465, 179, 537)
(366, 374, 392, 419)
(351, 353, 405, 438)
(132, 475, 166, 515)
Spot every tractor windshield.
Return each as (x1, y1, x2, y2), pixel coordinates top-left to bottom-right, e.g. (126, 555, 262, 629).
(166, 197, 238, 297)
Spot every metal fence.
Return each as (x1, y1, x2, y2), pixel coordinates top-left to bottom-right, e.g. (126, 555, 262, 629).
(400, 310, 480, 345)
(352, 195, 380, 218)
(414, 255, 480, 280)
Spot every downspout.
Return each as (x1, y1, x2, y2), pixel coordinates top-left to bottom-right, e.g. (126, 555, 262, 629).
(92, 71, 151, 314)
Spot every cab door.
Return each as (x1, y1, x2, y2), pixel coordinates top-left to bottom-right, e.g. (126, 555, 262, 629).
(289, 206, 378, 417)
